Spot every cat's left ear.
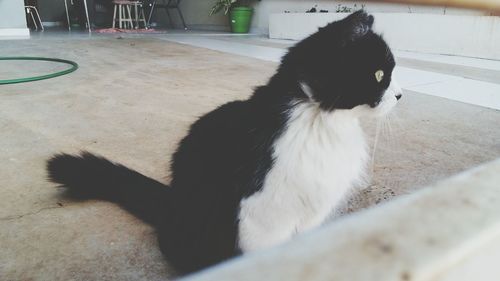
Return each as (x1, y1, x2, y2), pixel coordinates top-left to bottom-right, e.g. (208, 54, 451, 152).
(343, 10, 374, 41)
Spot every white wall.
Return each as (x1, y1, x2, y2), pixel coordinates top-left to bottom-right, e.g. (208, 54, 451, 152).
(269, 12, 500, 60)
(0, 0, 27, 28)
(251, 1, 487, 33)
(0, 0, 29, 37)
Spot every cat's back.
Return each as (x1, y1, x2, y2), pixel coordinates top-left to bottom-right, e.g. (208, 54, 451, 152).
(170, 100, 257, 187)
(178, 99, 255, 154)
(191, 100, 252, 135)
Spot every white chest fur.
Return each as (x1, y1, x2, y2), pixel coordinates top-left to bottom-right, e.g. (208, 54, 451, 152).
(238, 102, 369, 252)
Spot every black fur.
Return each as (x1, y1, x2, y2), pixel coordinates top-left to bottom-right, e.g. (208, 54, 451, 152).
(283, 10, 394, 109)
(47, 10, 396, 275)
(47, 152, 170, 226)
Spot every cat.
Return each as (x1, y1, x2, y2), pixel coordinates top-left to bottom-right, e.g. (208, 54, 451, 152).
(47, 10, 402, 275)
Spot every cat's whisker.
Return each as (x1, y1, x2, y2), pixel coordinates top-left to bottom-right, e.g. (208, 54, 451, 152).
(380, 116, 387, 137)
(391, 111, 404, 132)
(371, 120, 382, 175)
(379, 115, 391, 138)
(386, 116, 394, 137)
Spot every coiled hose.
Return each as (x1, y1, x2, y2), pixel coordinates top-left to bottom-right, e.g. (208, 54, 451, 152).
(0, 57, 78, 85)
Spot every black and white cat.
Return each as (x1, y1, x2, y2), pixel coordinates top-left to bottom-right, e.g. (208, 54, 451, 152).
(47, 11, 402, 275)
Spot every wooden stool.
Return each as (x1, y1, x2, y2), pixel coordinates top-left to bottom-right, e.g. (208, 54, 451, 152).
(130, 1, 148, 29)
(112, 0, 134, 29)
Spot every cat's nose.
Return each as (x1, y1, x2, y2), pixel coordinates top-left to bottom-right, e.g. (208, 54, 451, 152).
(388, 79, 403, 101)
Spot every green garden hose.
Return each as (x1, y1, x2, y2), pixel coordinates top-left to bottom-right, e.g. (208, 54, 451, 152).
(0, 57, 78, 85)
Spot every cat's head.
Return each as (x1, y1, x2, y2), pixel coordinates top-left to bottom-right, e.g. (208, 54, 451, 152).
(281, 10, 402, 116)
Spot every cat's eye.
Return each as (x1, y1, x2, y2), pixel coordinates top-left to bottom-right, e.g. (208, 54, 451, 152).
(375, 70, 384, 83)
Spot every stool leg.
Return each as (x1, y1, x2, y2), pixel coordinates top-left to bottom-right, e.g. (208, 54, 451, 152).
(177, 5, 187, 30)
(122, 5, 127, 28)
(122, 5, 126, 28)
(112, 4, 117, 28)
(134, 4, 139, 29)
(140, 6, 147, 29)
(123, 5, 127, 28)
(119, 4, 123, 29)
(126, 5, 133, 29)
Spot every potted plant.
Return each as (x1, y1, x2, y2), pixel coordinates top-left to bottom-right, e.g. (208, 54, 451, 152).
(210, 0, 259, 33)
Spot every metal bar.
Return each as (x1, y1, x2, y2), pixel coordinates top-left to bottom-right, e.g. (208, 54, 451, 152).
(176, 0, 187, 30)
(64, 0, 71, 31)
(83, 0, 91, 32)
(33, 7, 44, 31)
(29, 9, 38, 30)
(147, 0, 156, 27)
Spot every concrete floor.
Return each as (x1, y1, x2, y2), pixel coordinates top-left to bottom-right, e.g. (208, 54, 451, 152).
(1, 32, 499, 280)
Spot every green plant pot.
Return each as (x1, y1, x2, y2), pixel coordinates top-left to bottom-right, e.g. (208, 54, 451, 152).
(229, 7, 254, 33)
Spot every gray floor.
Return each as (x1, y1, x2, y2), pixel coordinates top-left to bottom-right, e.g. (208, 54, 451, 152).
(1, 33, 499, 280)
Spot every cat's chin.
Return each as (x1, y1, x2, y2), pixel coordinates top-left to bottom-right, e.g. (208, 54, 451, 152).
(352, 79, 402, 118)
(343, 99, 396, 118)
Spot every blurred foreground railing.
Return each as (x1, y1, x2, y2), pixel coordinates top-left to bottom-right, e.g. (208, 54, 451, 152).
(182, 159, 500, 281)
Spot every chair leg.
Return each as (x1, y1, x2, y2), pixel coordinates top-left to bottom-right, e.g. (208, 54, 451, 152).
(177, 6, 187, 30)
(64, 0, 71, 31)
(165, 8, 174, 28)
(32, 7, 44, 31)
(29, 9, 38, 30)
(82, 0, 91, 32)
(112, 5, 117, 28)
(140, 6, 147, 29)
(147, 1, 156, 28)
(169, 0, 187, 30)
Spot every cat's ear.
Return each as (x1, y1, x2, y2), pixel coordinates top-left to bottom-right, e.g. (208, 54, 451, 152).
(343, 10, 374, 40)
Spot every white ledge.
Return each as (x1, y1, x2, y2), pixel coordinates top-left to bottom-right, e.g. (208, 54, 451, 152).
(269, 13, 500, 60)
(0, 28, 30, 39)
(182, 158, 500, 281)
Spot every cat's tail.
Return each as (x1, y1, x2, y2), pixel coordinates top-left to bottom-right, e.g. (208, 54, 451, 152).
(47, 151, 170, 226)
